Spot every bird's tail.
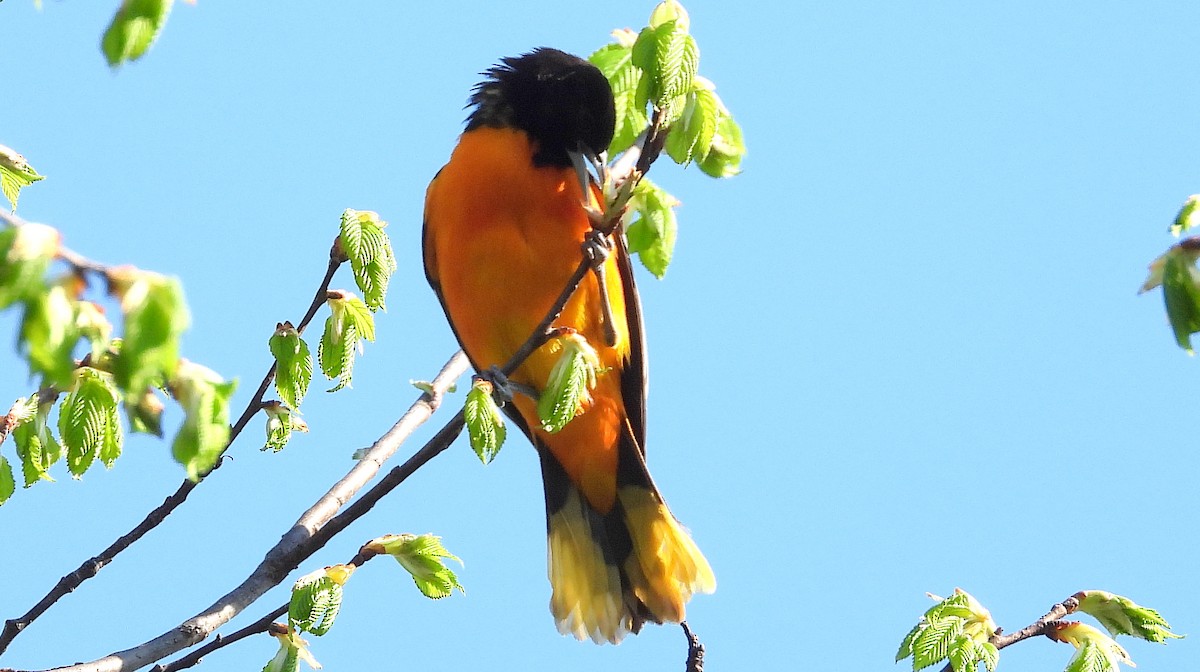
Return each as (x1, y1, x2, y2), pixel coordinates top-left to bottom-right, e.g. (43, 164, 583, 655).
(539, 429, 715, 644)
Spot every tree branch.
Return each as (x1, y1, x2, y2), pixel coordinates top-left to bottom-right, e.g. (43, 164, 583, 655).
(22, 351, 468, 672)
(0, 244, 344, 656)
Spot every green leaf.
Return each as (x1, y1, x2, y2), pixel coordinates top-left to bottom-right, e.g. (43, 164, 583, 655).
(101, 0, 173, 68)
(1160, 249, 1200, 353)
(698, 109, 746, 178)
(170, 360, 236, 481)
(19, 282, 82, 389)
(366, 533, 465, 600)
(1170, 194, 1200, 237)
(1064, 639, 1108, 672)
(664, 87, 719, 166)
(537, 334, 603, 433)
(631, 21, 698, 121)
(110, 269, 189, 401)
(979, 642, 999, 672)
(898, 591, 997, 672)
(0, 455, 14, 505)
(626, 178, 679, 278)
(270, 321, 312, 410)
(262, 400, 308, 453)
(57, 367, 122, 478)
(338, 209, 397, 312)
(263, 628, 320, 672)
(912, 616, 962, 671)
(318, 291, 375, 392)
(0, 144, 45, 212)
(0, 222, 60, 310)
(1074, 590, 1183, 644)
(896, 623, 920, 662)
(1051, 622, 1135, 672)
(590, 42, 647, 156)
(464, 379, 506, 464)
(289, 565, 353, 637)
(13, 396, 62, 487)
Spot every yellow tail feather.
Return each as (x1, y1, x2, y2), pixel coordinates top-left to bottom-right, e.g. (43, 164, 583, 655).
(545, 486, 715, 644)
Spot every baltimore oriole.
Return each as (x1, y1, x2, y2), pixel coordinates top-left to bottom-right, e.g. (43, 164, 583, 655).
(422, 48, 714, 643)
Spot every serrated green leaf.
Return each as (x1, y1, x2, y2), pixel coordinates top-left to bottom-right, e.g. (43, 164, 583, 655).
(632, 20, 698, 120)
(270, 322, 312, 409)
(19, 282, 82, 389)
(912, 617, 963, 671)
(13, 397, 62, 487)
(289, 565, 352, 637)
(948, 637, 979, 672)
(263, 628, 320, 672)
(1074, 590, 1182, 644)
(1160, 250, 1200, 352)
(0, 455, 14, 505)
(110, 269, 189, 401)
(319, 291, 374, 392)
(464, 379, 506, 464)
(366, 533, 464, 600)
(980, 641, 999, 672)
(1064, 640, 1112, 672)
(538, 334, 602, 433)
(101, 0, 173, 68)
(170, 361, 236, 481)
(591, 42, 647, 156)
(58, 367, 122, 478)
(665, 87, 719, 166)
(1170, 194, 1200, 237)
(0, 222, 59, 310)
(698, 111, 746, 178)
(262, 400, 308, 452)
(626, 178, 679, 278)
(338, 209, 396, 312)
(1052, 622, 1135, 672)
(896, 623, 921, 662)
(0, 144, 45, 212)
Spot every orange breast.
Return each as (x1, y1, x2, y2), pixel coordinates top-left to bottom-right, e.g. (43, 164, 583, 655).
(425, 127, 632, 512)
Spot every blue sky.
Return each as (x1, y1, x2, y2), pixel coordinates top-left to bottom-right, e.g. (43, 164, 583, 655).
(1, 1, 1197, 670)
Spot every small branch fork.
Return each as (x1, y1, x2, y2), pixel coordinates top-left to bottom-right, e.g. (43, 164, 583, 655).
(935, 595, 1082, 672)
(10, 119, 701, 671)
(0, 239, 345, 657)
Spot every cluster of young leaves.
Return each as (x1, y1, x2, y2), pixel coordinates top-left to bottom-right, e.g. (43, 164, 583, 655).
(262, 209, 393, 451)
(362, 533, 465, 600)
(896, 590, 999, 672)
(588, 0, 746, 279)
(1140, 194, 1200, 352)
(897, 590, 1181, 672)
(274, 535, 462, 671)
(0, 209, 241, 499)
(0, 144, 44, 212)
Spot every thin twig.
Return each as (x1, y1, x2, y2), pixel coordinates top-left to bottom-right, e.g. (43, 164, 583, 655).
(0, 245, 344, 657)
(682, 622, 704, 672)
